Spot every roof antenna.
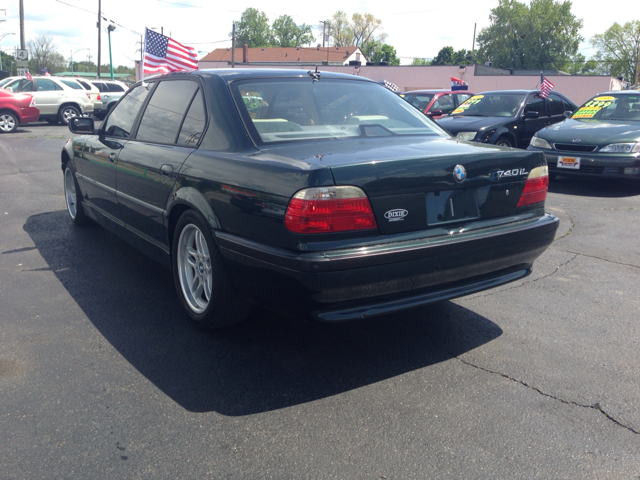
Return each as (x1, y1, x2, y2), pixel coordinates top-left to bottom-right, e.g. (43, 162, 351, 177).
(307, 66, 320, 82)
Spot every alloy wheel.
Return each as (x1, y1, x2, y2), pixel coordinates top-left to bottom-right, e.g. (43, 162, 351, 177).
(177, 224, 213, 314)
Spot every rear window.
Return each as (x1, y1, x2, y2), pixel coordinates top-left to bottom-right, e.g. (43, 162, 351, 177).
(572, 94, 640, 121)
(60, 79, 83, 90)
(107, 83, 125, 92)
(232, 78, 447, 145)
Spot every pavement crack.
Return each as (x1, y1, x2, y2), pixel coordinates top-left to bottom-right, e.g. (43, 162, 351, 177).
(451, 354, 639, 435)
(548, 207, 575, 240)
(463, 254, 578, 300)
(554, 249, 640, 270)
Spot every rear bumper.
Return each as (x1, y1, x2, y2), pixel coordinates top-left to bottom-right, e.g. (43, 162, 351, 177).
(216, 214, 559, 320)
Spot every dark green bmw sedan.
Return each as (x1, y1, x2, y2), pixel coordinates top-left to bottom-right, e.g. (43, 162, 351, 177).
(528, 91, 640, 180)
(61, 69, 558, 329)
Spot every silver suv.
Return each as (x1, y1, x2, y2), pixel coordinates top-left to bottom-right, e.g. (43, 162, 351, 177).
(2, 76, 94, 125)
(88, 80, 128, 119)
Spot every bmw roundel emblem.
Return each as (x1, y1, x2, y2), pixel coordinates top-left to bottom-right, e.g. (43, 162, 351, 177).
(453, 165, 467, 183)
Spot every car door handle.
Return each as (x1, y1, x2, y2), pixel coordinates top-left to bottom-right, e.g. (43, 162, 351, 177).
(108, 153, 117, 163)
(160, 164, 174, 176)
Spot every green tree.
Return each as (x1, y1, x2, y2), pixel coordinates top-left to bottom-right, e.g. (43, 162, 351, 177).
(563, 53, 598, 75)
(590, 21, 640, 84)
(363, 41, 399, 65)
(235, 8, 272, 48)
(271, 15, 314, 47)
(1, 51, 16, 75)
(329, 11, 354, 47)
(430, 46, 472, 65)
(411, 58, 430, 66)
(476, 0, 583, 70)
(27, 34, 65, 72)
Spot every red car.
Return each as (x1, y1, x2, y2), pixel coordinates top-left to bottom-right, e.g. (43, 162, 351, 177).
(0, 88, 40, 133)
(399, 90, 474, 119)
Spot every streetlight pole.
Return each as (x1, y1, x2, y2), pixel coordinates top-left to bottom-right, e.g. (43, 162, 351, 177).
(0, 32, 15, 71)
(70, 48, 89, 75)
(107, 24, 115, 80)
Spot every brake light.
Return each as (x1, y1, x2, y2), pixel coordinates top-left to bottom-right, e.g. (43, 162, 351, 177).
(29, 95, 36, 107)
(97, 93, 101, 100)
(517, 165, 549, 207)
(285, 186, 377, 234)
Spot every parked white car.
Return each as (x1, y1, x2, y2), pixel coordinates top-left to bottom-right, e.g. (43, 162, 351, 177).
(2, 76, 94, 125)
(88, 80, 129, 118)
(58, 78, 103, 114)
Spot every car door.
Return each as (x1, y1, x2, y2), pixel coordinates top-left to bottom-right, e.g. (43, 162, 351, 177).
(31, 78, 65, 115)
(520, 94, 550, 148)
(78, 84, 150, 223)
(547, 93, 568, 125)
(115, 79, 206, 247)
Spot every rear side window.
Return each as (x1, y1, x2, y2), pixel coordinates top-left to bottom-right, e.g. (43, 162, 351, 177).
(102, 84, 150, 138)
(93, 82, 107, 92)
(60, 79, 82, 90)
(77, 80, 91, 90)
(548, 94, 565, 116)
(177, 90, 206, 146)
(108, 83, 125, 92)
(136, 80, 199, 144)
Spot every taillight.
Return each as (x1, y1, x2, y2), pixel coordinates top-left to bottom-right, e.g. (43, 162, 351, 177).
(284, 186, 377, 234)
(97, 93, 101, 100)
(517, 165, 549, 207)
(29, 95, 36, 107)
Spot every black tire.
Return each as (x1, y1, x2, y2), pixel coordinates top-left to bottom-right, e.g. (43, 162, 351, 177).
(0, 111, 18, 133)
(46, 118, 59, 125)
(63, 163, 91, 226)
(172, 210, 250, 329)
(495, 136, 513, 148)
(58, 105, 81, 126)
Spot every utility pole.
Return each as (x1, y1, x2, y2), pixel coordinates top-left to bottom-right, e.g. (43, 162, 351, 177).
(319, 20, 330, 48)
(231, 22, 235, 68)
(472, 23, 476, 62)
(19, 0, 25, 49)
(97, 0, 101, 78)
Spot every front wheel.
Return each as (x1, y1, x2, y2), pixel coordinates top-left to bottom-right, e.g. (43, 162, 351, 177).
(172, 210, 250, 329)
(0, 111, 18, 133)
(495, 136, 513, 147)
(59, 105, 81, 126)
(63, 164, 91, 225)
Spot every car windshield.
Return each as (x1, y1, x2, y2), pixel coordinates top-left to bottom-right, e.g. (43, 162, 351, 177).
(572, 94, 640, 121)
(232, 77, 448, 144)
(452, 94, 525, 117)
(399, 93, 434, 110)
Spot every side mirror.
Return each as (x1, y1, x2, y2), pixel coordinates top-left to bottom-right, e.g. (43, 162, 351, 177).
(69, 116, 96, 134)
(428, 109, 444, 117)
(563, 111, 573, 118)
(524, 111, 539, 119)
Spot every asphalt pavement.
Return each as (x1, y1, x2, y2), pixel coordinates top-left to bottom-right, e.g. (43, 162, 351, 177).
(1, 122, 639, 478)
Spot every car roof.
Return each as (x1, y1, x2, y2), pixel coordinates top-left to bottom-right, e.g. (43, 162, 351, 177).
(148, 68, 379, 84)
(593, 90, 640, 96)
(401, 90, 468, 95)
(476, 90, 543, 95)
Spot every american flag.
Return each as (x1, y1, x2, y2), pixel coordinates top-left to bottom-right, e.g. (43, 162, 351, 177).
(25, 68, 33, 81)
(143, 28, 198, 75)
(540, 73, 554, 99)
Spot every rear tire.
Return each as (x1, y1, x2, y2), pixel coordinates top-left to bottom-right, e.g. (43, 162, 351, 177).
(172, 210, 250, 329)
(63, 164, 91, 226)
(59, 105, 81, 126)
(0, 111, 18, 133)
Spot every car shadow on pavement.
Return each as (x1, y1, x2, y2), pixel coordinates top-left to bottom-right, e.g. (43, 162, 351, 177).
(24, 210, 503, 415)
(549, 175, 640, 197)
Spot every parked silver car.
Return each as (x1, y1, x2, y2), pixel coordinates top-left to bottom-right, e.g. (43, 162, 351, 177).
(2, 76, 94, 125)
(88, 80, 128, 119)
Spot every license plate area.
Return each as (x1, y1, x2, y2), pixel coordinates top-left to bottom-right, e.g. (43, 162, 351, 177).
(558, 156, 581, 169)
(426, 189, 480, 226)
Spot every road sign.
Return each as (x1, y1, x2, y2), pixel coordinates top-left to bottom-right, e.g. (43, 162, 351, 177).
(16, 60, 28, 67)
(16, 49, 28, 61)
(16, 67, 27, 76)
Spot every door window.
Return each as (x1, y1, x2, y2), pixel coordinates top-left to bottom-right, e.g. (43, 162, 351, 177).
(5, 79, 34, 92)
(60, 79, 83, 90)
(35, 79, 61, 91)
(177, 90, 206, 146)
(524, 95, 547, 116)
(93, 82, 107, 92)
(431, 94, 454, 115)
(102, 84, 150, 138)
(136, 80, 199, 144)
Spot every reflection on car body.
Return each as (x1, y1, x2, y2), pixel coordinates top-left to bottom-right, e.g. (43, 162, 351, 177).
(61, 69, 558, 330)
